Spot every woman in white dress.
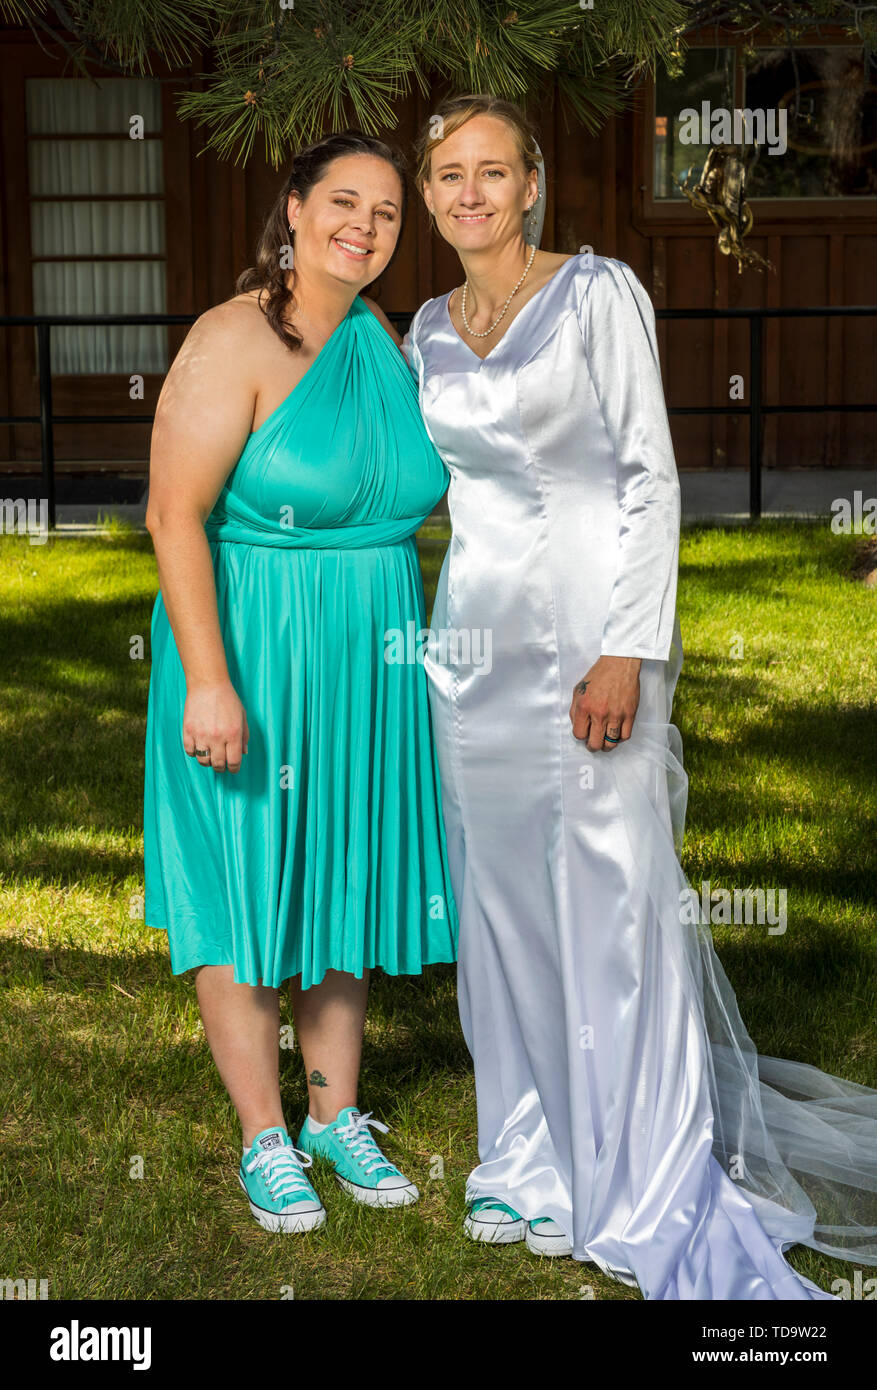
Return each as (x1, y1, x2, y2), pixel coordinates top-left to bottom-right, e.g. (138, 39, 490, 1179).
(403, 93, 877, 1300)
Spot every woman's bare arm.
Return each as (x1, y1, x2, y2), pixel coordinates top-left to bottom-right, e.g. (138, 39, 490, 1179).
(145, 302, 256, 773)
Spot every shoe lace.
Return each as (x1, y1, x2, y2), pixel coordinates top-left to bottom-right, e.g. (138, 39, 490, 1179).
(470, 1196, 522, 1219)
(334, 1111, 396, 1178)
(246, 1143, 314, 1200)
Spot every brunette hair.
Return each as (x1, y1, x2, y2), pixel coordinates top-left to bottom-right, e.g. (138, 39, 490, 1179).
(414, 93, 541, 193)
(236, 129, 408, 353)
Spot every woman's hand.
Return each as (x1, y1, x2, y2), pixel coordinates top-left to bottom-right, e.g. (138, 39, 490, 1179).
(183, 680, 250, 773)
(569, 656, 641, 751)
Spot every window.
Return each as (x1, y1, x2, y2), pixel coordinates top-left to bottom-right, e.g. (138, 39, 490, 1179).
(653, 47, 735, 201)
(26, 76, 169, 374)
(652, 44, 876, 203)
(744, 47, 876, 198)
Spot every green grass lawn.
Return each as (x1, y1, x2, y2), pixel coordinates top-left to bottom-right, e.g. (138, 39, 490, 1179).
(0, 518, 875, 1300)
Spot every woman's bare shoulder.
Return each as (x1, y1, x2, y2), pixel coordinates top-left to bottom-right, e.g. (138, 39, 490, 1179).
(190, 290, 268, 344)
(165, 292, 269, 387)
(153, 296, 268, 432)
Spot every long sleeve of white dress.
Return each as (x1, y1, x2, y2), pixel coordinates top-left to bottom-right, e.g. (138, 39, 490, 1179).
(577, 258, 681, 661)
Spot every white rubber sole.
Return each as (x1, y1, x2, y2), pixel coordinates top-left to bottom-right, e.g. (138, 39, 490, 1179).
(464, 1213, 527, 1244)
(335, 1174, 419, 1208)
(524, 1227, 636, 1282)
(238, 1174, 327, 1233)
(525, 1224, 574, 1257)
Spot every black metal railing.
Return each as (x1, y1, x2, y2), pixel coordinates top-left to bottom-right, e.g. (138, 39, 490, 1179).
(1, 306, 875, 528)
(657, 306, 877, 519)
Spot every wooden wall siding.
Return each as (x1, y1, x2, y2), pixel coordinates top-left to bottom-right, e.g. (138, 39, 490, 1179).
(764, 234, 783, 472)
(180, 75, 249, 330)
(0, 34, 875, 471)
(665, 234, 720, 471)
(0, 54, 9, 468)
(782, 237, 830, 468)
(844, 236, 877, 468)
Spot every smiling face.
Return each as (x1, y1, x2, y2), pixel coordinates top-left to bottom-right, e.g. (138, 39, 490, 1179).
(286, 152, 403, 288)
(422, 114, 538, 253)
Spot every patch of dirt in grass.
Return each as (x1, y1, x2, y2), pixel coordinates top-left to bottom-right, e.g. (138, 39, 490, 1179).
(850, 535, 877, 585)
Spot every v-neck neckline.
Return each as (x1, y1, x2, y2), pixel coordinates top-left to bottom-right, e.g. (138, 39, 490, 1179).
(445, 254, 578, 366)
(248, 296, 360, 439)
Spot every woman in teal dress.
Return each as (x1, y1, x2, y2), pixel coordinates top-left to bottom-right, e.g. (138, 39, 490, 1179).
(143, 131, 457, 1234)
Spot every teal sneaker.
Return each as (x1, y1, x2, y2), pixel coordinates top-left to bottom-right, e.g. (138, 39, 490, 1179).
(296, 1107, 418, 1208)
(464, 1195, 526, 1244)
(238, 1126, 326, 1234)
(525, 1216, 573, 1257)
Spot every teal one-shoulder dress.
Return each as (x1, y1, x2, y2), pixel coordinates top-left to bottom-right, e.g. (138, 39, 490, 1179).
(143, 296, 458, 989)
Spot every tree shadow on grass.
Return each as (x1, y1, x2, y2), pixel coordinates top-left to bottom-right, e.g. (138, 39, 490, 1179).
(3, 936, 871, 1092)
(1, 947, 473, 1100)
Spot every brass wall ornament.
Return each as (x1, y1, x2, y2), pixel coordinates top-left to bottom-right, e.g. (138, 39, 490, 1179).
(672, 144, 776, 275)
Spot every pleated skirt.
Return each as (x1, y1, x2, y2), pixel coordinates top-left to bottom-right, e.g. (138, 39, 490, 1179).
(143, 536, 458, 988)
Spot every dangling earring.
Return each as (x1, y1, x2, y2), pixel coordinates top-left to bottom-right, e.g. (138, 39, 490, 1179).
(287, 223, 295, 267)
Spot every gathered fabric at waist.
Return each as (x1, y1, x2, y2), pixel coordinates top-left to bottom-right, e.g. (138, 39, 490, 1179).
(204, 515, 423, 551)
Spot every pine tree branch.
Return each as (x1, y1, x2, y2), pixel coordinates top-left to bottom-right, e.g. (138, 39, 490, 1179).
(2, 0, 872, 163)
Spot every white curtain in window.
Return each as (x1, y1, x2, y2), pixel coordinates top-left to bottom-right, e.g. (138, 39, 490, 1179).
(26, 77, 162, 134)
(26, 78, 168, 374)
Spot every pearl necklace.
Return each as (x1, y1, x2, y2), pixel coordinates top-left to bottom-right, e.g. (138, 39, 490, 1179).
(460, 244, 537, 338)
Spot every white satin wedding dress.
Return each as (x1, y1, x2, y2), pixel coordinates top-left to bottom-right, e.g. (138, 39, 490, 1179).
(403, 252, 877, 1300)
